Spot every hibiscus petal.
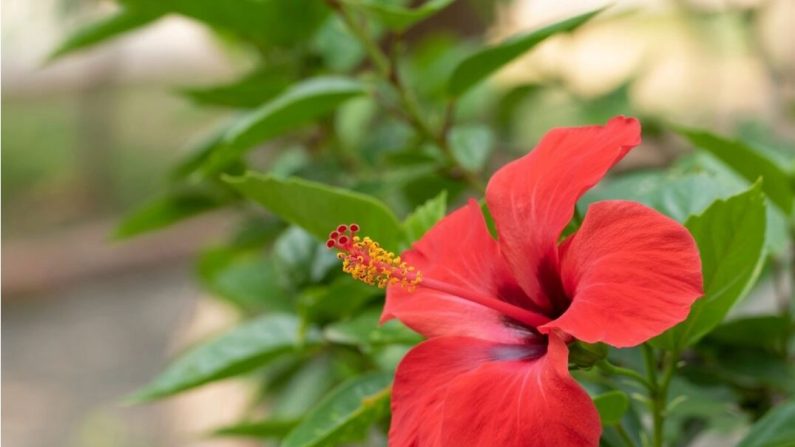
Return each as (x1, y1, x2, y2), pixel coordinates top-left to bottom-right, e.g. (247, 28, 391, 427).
(437, 332, 601, 447)
(485, 116, 641, 314)
(383, 200, 535, 343)
(543, 200, 703, 347)
(389, 335, 554, 447)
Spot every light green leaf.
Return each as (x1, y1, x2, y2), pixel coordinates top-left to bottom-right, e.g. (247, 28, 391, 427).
(206, 77, 366, 172)
(594, 390, 630, 426)
(48, 8, 162, 61)
(324, 309, 422, 348)
(403, 190, 447, 243)
(197, 247, 290, 312)
(131, 314, 320, 401)
(582, 170, 738, 223)
(447, 8, 602, 97)
(125, 0, 329, 47)
(738, 401, 795, 447)
(272, 357, 336, 419)
(212, 418, 298, 439)
(181, 68, 292, 109)
(652, 184, 767, 350)
(225, 172, 403, 250)
(282, 373, 392, 447)
(449, 125, 494, 172)
(299, 277, 381, 323)
(114, 185, 229, 239)
(677, 128, 794, 214)
(345, 0, 454, 31)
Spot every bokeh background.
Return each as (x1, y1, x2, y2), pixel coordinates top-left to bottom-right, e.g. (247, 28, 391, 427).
(3, 0, 794, 446)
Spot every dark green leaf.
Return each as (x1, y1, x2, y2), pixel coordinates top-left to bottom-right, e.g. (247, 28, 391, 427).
(652, 184, 767, 350)
(593, 390, 630, 426)
(738, 401, 795, 447)
(273, 226, 339, 287)
(48, 8, 162, 61)
(403, 190, 447, 243)
(131, 314, 320, 401)
(677, 127, 794, 214)
(114, 185, 229, 239)
(213, 419, 298, 439)
(205, 77, 366, 172)
(449, 125, 494, 172)
(225, 172, 403, 250)
(707, 315, 791, 352)
(447, 8, 602, 97)
(282, 373, 392, 447)
(345, 0, 454, 31)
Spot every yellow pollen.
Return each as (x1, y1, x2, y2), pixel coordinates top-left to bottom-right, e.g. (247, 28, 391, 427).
(327, 225, 422, 290)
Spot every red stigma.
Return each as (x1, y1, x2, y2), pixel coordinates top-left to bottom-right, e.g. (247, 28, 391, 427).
(337, 225, 348, 233)
(338, 236, 349, 245)
(329, 231, 339, 239)
(326, 239, 336, 248)
(350, 223, 360, 232)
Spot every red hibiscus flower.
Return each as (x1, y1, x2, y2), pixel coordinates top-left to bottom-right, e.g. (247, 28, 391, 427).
(328, 116, 703, 446)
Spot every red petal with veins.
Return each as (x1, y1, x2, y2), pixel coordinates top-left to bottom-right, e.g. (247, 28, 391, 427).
(435, 332, 601, 447)
(383, 200, 535, 344)
(390, 335, 588, 447)
(485, 116, 641, 315)
(542, 200, 703, 347)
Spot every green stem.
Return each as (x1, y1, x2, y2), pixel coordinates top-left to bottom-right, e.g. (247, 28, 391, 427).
(646, 347, 678, 447)
(642, 344, 658, 385)
(615, 423, 637, 447)
(597, 359, 654, 391)
(330, 1, 485, 193)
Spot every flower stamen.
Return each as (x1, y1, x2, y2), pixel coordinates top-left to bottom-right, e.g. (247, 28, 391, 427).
(327, 224, 422, 290)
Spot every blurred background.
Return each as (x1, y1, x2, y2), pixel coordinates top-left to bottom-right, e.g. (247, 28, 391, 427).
(3, 0, 794, 446)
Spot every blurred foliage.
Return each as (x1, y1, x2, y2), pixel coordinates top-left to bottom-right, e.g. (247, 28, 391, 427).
(43, 0, 795, 445)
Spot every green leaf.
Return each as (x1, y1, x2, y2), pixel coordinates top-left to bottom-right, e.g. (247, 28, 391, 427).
(677, 127, 794, 214)
(282, 373, 392, 447)
(583, 170, 738, 223)
(652, 184, 767, 350)
(124, 0, 329, 47)
(738, 401, 795, 447)
(197, 247, 290, 312)
(48, 8, 162, 61)
(345, 0, 454, 31)
(707, 315, 791, 352)
(114, 185, 229, 239)
(447, 8, 602, 97)
(181, 68, 292, 108)
(594, 391, 630, 426)
(299, 277, 381, 323)
(449, 125, 494, 172)
(274, 227, 338, 286)
(213, 419, 298, 439)
(324, 309, 422, 348)
(225, 172, 403, 250)
(403, 190, 447, 243)
(272, 356, 336, 419)
(206, 77, 366, 172)
(131, 314, 320, 401)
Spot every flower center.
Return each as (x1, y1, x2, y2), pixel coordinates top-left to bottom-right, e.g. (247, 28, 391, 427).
(328, 224, 552, 329)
